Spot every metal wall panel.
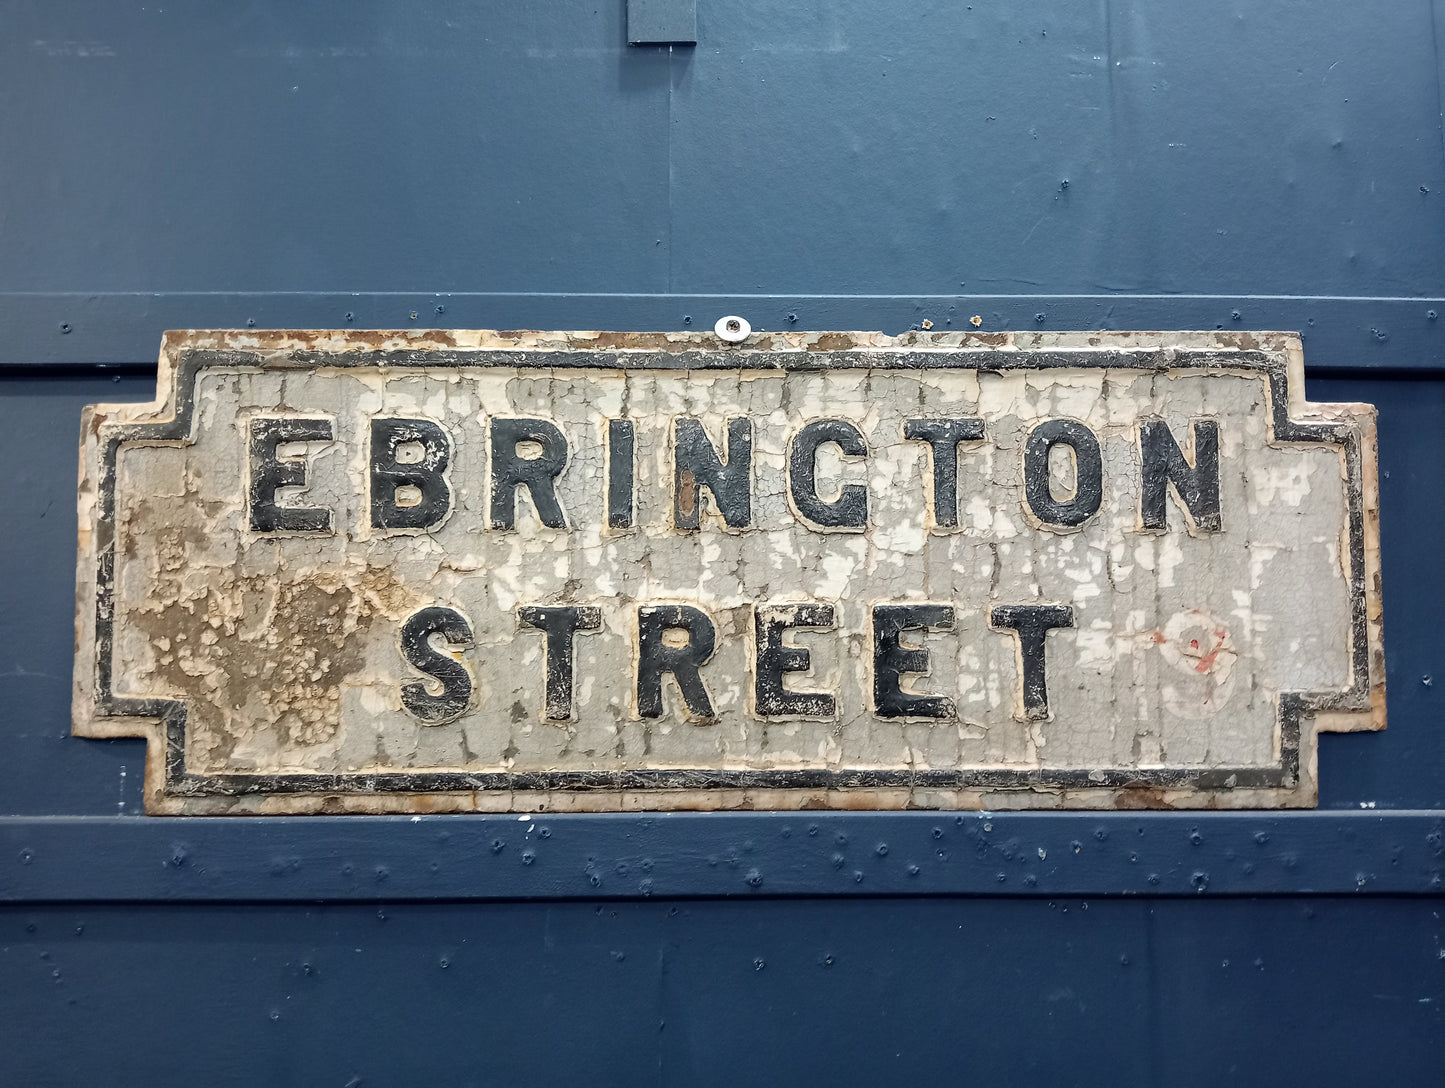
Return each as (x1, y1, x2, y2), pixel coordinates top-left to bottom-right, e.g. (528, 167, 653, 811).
(3, 1, 1442, 298)
(4, 899, 1443, 1086)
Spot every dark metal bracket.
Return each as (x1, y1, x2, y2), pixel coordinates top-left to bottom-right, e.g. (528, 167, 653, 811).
(627, 0, 697, 45)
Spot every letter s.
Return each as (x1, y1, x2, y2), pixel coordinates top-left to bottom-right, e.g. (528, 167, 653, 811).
(398, 606, 474, 725)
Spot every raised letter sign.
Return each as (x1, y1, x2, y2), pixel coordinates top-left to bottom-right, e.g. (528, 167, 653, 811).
(73, 330, 1384, 813)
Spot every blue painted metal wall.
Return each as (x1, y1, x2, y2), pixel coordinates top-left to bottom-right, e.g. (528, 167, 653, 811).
(2, 2, 1442, 1083)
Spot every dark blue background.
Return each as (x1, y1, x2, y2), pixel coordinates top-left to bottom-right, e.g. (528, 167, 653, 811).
(2, 2, 1442, 1083)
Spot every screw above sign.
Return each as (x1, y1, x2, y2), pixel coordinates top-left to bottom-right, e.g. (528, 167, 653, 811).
(73, 329, 1385, 814)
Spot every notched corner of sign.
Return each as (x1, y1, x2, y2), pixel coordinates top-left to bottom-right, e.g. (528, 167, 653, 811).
(69, 340, 197, 802)
(1320, 399, 1387, 739)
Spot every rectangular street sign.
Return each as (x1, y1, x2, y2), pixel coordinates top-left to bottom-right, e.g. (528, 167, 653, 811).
(73, 330, 1384, 813)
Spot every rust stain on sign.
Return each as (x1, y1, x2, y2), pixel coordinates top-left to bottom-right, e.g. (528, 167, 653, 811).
(72, 330, 1385, 814)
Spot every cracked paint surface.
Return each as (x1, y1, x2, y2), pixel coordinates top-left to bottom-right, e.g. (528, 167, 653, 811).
(73, 330, 1384, 813)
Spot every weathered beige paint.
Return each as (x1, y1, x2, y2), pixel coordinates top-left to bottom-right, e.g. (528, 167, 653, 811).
(73, 330, 1385, 813)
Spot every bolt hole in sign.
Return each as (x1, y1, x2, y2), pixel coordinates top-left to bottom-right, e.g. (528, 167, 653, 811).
(73, 330, 1383, 813)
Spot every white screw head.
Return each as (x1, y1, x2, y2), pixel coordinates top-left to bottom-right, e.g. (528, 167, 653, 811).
(714, 315, 751, 342)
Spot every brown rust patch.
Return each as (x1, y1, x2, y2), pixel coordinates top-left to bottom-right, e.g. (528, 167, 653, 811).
(1113, 787, 1176, 811)
(811, 332, 858, 352)
(121, 507, 413, 767)
(677, 469, 697, 519)
(342, 329, 434, 349)
(249, 579, 366, 745)
(582, 331, 686, 352)
(127, 573, 365, 758)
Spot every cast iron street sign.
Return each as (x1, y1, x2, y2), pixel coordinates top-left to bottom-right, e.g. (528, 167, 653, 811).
(73, 330, 1385, 813)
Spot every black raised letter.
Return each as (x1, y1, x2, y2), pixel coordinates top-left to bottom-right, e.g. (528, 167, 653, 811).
(370, 418, 451, 530)
(1024, 418, 1103, 528)
(490, 418, 568, 529)
(518, 605, 601, 721)
(673, 417, 752, 529)
(399, 606, 473, 725)
(990, 604, 1074, 721)
(1140, 418, 1221, 532)
(872, 604, 956, 719)
(789, 419, 868, 528)
(754, 603, 837, 717)
(249, 417, 333, 532)
(904, 417, 986, 527)
(607, 419, 635, 530)
(637, 604, 717, 720)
